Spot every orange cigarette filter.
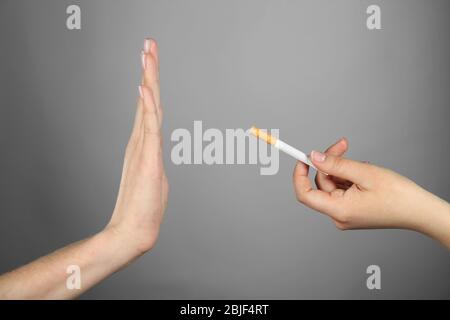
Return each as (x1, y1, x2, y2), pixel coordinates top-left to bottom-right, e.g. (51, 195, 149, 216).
(250, 125, 320, 172)
(250, 126, 277, 145)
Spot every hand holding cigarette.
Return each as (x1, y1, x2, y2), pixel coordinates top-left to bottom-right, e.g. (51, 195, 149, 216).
(293, 138, 450, 250)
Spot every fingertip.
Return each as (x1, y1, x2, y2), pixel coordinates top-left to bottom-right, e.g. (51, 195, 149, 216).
(142, 52, 158, 84)
(149, 38, 157, 50)
(141, 50, 146, 69)
(332, 137, 348, 153)
(144, 38, 152, 54)
(293, 173, 314, 202)
(149, 39, 159, 62)
(339, 137, 348, 150)
(324, 138, 347, 156)
(294, 160, 309, 177)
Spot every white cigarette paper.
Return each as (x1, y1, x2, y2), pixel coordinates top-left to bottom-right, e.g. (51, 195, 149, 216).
(250, 126, 318, 171)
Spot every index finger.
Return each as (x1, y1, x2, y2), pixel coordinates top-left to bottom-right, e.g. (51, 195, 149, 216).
(315, 137, 348, 192)
(293, 161, 344, 220)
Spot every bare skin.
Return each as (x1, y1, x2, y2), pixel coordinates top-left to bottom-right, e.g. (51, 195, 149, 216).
(0, 38, 167, 299)
(293, 138, 450, 249)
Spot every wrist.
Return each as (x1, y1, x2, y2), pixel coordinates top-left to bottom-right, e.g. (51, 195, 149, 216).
(424, 195, 450, 249)
(98, 226, 143, 267)
(102, 222, 156, 259)
(409, 188, 450, 249)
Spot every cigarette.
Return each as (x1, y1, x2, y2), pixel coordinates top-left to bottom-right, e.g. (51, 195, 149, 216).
(250, 126, 318, 171)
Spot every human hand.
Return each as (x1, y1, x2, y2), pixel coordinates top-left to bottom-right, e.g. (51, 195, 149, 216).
(0, 39, 169, 299)
(293, 138, 450, 248)
(106, 39, 168, 255)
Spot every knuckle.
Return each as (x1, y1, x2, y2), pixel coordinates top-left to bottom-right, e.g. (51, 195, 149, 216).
(145, 86, 154, 98)
(144, 108, 157, 116)
(331, 157, 344, 173)
(143, 125, 159, 137)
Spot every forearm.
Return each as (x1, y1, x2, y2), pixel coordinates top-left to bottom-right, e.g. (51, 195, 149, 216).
(0, 228, 140, 299)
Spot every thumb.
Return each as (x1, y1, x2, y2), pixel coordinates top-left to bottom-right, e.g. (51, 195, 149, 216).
(310, 151, 374, 189)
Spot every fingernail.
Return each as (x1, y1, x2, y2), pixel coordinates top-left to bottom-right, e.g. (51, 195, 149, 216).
(141, 51, 146, 69)
(144, 38, 151, 54)
(138, 85, 144, 99)
(312, 150, 326, 162)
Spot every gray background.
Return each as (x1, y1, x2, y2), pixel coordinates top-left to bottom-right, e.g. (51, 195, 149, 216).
(0, 0, 449, 299)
